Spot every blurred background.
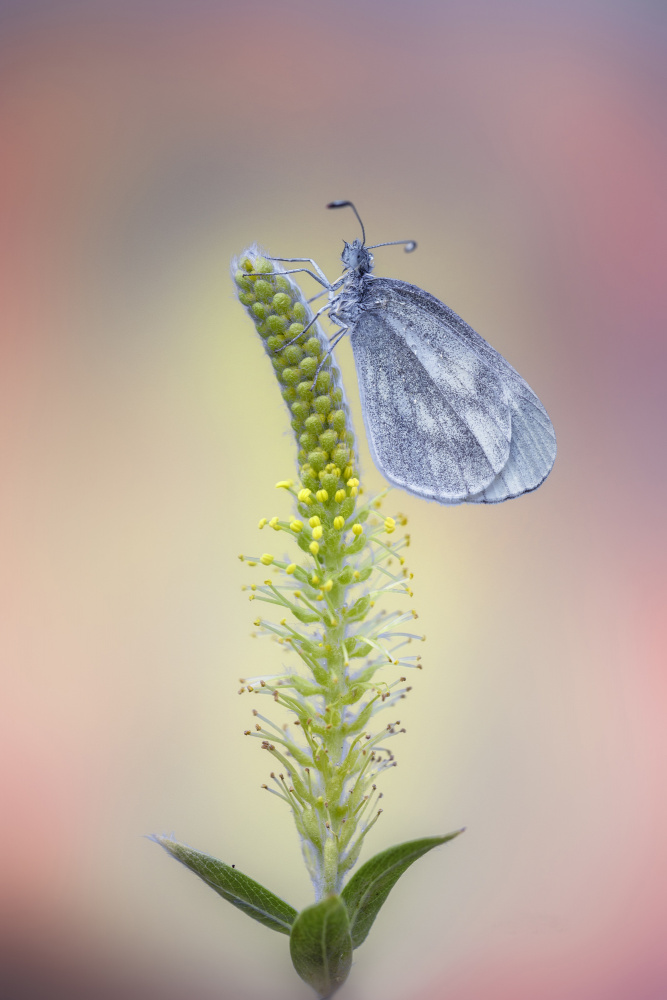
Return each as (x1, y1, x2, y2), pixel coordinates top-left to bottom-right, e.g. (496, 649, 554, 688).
(1, 1, 666, 998)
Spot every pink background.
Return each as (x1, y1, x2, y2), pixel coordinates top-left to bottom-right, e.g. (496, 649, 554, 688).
(2, 2, 666, 998)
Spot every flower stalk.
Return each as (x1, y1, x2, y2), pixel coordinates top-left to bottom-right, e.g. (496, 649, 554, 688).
(232, 245, 421, 897)
(151, 241, 463, 1000)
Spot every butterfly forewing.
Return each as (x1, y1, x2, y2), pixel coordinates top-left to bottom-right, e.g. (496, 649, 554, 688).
(351, 277, 556, 504)
(350, 315, 507, 503)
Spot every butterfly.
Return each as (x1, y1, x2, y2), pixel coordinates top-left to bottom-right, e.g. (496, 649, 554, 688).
(267, 201, 556, 504)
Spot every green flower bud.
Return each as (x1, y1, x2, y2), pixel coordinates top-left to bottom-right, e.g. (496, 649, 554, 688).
(319, 472, 340, 494)
(266, 314, 288, 334)
(308, 450, 328, 472)
(331, 445, 350, 467)
(314, 395, 332, 416)
(291, 401, 310, 422)
(254, 279, 273, 302)
(338, 497, 355, 520)
(297, 381, 314, 400)
(298, 356, 318, 378)
(318, 430, 337, 453)
(284, 344, 304, 364)
(272, 292, 292, 314)
(299, 432, 318, 451)
(304, 413, 324, 434)
(331, 409, 347, 432)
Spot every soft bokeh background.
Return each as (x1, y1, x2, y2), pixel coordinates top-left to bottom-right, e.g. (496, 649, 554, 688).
(2, 1, 666, 998)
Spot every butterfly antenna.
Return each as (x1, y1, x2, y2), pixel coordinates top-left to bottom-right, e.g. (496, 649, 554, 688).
(366, 239, 417, 254)
(327, 200, 366, 247)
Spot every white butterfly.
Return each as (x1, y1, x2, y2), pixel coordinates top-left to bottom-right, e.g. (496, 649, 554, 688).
(267, 202, 556, 504)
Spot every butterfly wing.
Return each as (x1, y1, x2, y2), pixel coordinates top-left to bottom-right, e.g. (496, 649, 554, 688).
(466, 378, 557, 503)
(350, 277, 556, 504)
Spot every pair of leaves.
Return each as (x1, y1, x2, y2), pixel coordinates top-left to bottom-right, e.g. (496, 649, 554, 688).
(152, 829, 463, 997)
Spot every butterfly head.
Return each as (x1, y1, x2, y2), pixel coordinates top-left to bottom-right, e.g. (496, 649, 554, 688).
(341, 239, 374, 276)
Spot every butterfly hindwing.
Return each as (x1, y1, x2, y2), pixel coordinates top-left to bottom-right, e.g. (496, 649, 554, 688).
(468, 388, 557, 503)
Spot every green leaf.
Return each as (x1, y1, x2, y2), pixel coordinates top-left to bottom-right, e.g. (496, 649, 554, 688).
(289, 896, 353, 998)
(341, 830, 464, 948)
(150, 835, 297, 935)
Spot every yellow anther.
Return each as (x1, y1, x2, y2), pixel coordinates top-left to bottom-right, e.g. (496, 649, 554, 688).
(309, 541, 320, 556)
(286, 563, 296, 575)
(316, 489, 329, 502)
(297, 488, 312, 502)
(263, 579, 272, 585)
(343, 466, 353, 480)
(322, 579, 333, 592)
(312, 525, 323, 540)
(352, 524, 363, 536)
(275, 479, 294, 489)
(316, 591, 324, 601)
(384, 517, 396, 534)
(290, 519, 303, 532)
(260, 553, 274, 565)
(253, 619, 260, 627)
(347, 477, 359, 488)
(258, 518, 267, 529)
(333, 516, 344, 530)
(280, 618, 287, 626)
(309, 516, 321, 527)
(353, 570, 360, 580)
(248, 594, 255, 601)
(238, 554, 245, 561)
(334, 489, 346, 503)
(269, 516, 280, 530)
(311, 574, 320, 585)
(294, 590, 301, 598)
(247, 560, 257, 566)
(349, 486, 358, 498)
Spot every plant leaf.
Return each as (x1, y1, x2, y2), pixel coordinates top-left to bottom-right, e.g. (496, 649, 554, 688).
(341, 830, 464, 948)
(289, 896, 353, 998)
(150, 835, 297, 935)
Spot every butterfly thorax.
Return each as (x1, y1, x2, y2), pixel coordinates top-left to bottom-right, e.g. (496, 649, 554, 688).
(329, 240, 375, 328)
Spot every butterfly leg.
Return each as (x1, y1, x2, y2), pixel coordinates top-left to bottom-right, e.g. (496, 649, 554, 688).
(264, 256, 332, 288)
(310, 325, 349, 387)
(243, 266, 331, 290)
(274, 302, 331, 352)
